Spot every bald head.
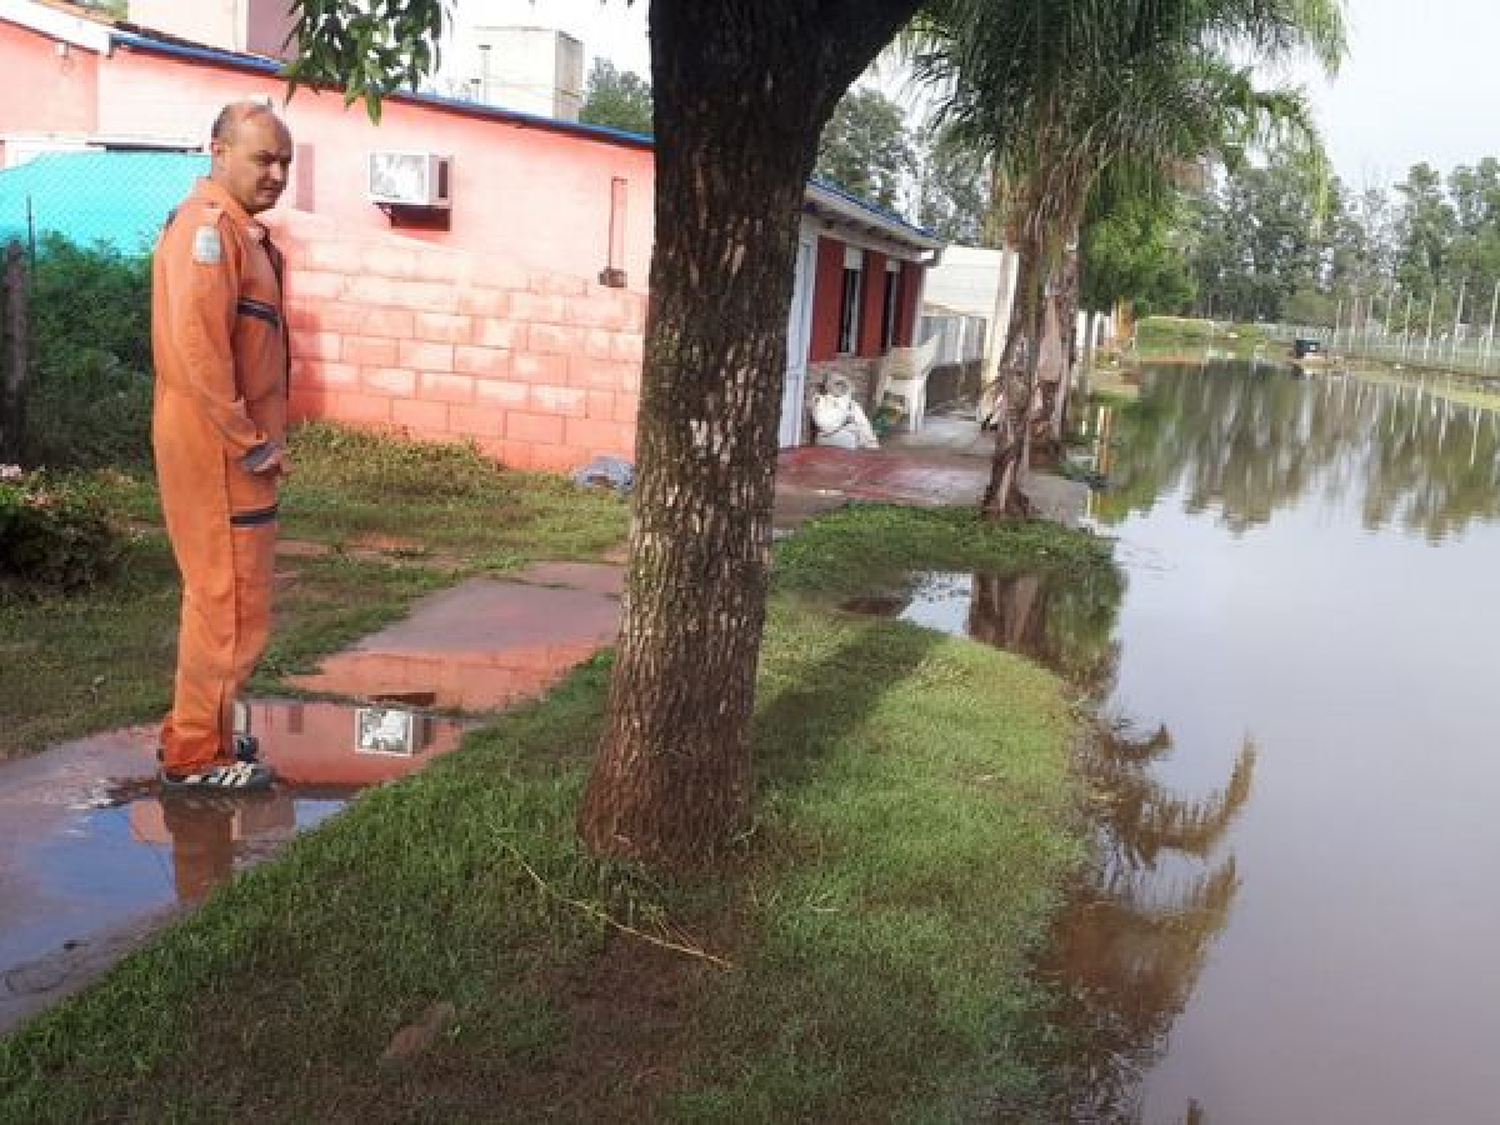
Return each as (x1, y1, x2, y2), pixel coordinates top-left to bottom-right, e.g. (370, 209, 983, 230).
(211, 101, 284, 145)
(208, 101, 293, 215)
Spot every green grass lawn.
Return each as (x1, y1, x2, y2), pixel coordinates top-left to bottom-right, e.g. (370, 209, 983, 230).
(0, 610, 1083, 1124)
(1136, 315, 1267, 343)
(773, 503, 1115, 598)
(0, 503, 1115, 1123)
(280, 423, 628, 565)
(0, 535, 179, 757)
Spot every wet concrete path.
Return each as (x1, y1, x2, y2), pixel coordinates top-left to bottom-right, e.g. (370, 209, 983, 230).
(778, 413, 1086, 526)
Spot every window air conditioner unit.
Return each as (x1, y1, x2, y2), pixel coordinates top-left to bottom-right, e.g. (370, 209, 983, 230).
(367, 151, 452, 208)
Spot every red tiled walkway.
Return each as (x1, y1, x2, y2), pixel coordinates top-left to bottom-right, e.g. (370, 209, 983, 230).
(777, 445, 990, 507)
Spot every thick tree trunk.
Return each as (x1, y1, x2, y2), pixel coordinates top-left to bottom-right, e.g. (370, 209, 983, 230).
(578, 0, 921, 867)
(1115, 299, 1136, 345)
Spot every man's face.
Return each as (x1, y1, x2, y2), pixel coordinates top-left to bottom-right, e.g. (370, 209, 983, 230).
(211, 113, 293, 215)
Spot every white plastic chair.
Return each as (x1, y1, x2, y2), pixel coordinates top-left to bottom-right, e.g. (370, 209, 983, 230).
(876, 335, 940, 432)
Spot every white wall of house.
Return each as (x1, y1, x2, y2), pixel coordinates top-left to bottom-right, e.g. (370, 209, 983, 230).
(128, 0, 239, 53)
(922, 244, 1018, 386)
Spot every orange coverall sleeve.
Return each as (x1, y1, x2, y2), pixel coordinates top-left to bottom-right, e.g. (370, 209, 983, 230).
(169, 216, 270, 460)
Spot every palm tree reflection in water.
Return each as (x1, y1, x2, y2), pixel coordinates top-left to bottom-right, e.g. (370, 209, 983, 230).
(962, 569, 1251, 1123)
(842, 558, 1249, 1119)
(1022, 723, 1253, 1123)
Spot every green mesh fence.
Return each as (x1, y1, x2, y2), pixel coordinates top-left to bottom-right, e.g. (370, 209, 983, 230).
(0, 150, 207, 257)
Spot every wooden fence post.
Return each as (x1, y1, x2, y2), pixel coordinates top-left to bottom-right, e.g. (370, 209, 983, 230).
(0, 240, 28, 465)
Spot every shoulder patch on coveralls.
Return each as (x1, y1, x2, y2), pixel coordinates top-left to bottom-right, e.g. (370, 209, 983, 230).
(192, 224, 223, 265)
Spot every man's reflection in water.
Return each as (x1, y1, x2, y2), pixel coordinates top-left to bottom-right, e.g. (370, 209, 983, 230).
(157, 797, 237, 903)
(128, 700, 455, 907)
(148, 791, 293, 904)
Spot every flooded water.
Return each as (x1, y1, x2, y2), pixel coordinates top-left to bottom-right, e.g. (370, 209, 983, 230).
(0, 567, 624, 1034)
(856, 360, 1500, 1123)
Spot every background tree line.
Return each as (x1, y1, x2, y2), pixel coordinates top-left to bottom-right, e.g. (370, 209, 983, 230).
(581, 41, 1500, 345)
(1184, 153, 1500, 332)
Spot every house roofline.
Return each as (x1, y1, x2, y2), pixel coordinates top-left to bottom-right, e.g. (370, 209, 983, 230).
(106, 27, 656, 152)
(804, 178, 944, 255)
(0, 0, 112, 54)
(5, 4, 942, 252)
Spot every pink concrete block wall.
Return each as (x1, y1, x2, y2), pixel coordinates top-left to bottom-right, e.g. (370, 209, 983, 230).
(274, 210, 644, 471)
(0, 21, 99, 139)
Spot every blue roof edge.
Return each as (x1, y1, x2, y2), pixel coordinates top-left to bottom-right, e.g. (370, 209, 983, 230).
(107, 28, 655, 150)
(806, 175, 941, 245)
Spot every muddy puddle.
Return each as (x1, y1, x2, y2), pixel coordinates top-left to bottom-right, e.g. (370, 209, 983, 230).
(287, 571, 620, 708)
(0, 700, 466, 1033)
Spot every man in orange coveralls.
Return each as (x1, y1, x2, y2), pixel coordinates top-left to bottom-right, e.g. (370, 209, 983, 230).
(153, 101, 293, 792)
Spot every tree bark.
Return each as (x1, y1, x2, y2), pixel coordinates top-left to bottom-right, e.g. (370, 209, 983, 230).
(577, 0, 922, 868)
(982, 227, 1045, 518)
(1043, 241, 1082, 459)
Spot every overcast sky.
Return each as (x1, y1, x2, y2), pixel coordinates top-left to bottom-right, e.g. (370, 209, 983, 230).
(462, 0, 1494, 190)
(1291, 0, 1499, 189)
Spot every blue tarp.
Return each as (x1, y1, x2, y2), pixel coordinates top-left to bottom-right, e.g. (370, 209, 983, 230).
(0, 151, 208, 255)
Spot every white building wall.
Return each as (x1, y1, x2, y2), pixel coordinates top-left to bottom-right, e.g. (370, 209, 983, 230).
(128, 0, 240, 53)
(922, 244, 1019, 385)
(446, 25, 584, 121)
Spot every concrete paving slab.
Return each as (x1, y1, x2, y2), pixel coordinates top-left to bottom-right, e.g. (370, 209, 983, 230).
(288, 575, 622, 709)
(507, 561, 625, 596)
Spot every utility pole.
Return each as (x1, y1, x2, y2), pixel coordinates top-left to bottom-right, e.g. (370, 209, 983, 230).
(1485, 279, 1500, 373)
(1423, 289, 1437, 363)
(1451, 278, 1467, 365)
(0, 241, 28, 465)
(1402, 291, 1414, 360)
(1383, 286, 1395, 360)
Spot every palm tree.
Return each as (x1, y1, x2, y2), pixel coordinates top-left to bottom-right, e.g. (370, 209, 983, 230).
(907, 0, 1345, 516)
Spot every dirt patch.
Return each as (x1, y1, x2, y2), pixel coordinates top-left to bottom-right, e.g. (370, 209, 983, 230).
(512, 934, 716, 1122)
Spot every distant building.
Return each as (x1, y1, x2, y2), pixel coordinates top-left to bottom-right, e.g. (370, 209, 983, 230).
(127, 0, 296, 60)
(467, 26, 583, 122)
(124, 1, 586, 120)
(922, 245, 1018, 399)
